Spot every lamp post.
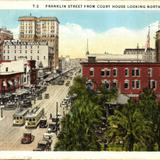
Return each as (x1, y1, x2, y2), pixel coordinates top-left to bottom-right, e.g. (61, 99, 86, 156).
(56, 102, 59, 135)
(0, 102, 4, 118)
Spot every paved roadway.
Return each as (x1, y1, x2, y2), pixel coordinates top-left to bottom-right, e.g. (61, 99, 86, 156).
(0, 82, 71, 151)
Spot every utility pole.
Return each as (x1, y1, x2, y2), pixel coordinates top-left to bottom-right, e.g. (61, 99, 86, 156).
(56, 102, 58, 135)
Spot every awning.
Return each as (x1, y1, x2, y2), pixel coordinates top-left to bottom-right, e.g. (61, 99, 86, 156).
(8, 80, 13, 86)
(3, 81, 7, 87)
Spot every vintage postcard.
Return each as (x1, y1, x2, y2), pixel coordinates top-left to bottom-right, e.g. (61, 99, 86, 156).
(0, 0, 160, 160)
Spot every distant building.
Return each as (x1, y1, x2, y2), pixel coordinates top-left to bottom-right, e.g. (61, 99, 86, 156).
(0, 59, 37, 95)
(124, 48, 155, 62)
(2, 40, 54, 69)
(0, 28, 13, 60)
(18, 16, 59, 70)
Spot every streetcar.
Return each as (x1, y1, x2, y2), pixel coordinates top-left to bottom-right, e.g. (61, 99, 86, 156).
(13, 108, 29, 126)
(25, 106, 44, 128)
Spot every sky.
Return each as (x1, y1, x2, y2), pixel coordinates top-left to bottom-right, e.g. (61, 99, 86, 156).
(0, 10, 160, 58)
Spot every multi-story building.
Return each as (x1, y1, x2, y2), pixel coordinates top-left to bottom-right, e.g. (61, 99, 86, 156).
(80, 29, 160, 100)
(18, 16, 59, 70)
(0, 28, 13, 60)
(0, 59, 37, 94)
(2, 40, 54, 69)
(81, 56, 160, 98)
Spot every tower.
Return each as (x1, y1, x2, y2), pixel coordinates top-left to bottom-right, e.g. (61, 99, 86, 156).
(155, 30, 160, 62)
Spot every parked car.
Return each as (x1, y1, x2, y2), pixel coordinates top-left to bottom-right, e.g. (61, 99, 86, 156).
(33, 140, 51, 151)
(65, 81, 70, 86)
(39, 118, 48, 128)
(4, 101, 17, 110)
(44, 93, 49, 99)
(20, 99, 32, 108)
(47, 121, 60, 133)
(21, 132, 34, 144)
(58, 80, 64, 85)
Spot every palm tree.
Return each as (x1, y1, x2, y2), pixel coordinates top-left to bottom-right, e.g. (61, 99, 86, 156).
(106, 99, 152, 151)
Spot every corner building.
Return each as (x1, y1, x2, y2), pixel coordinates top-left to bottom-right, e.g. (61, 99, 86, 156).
(18, 16, 59, 71)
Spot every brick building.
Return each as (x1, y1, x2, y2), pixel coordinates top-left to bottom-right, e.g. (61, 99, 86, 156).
(81, 57, 160, 98)
(81, 29, 160, 99)
(0, 60, 37, 94)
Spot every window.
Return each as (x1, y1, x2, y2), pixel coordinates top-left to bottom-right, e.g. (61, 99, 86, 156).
(113, 68, 117, 77)
(7, 56, 9, 60)
(132, 80, 140, 89)
(14, 56, 16, 60)
(148, 68, 152, 77)
(132, 68, 140, 76)
(132, 80, 135, 89)
(6, 67, 8, 72)
(89, 68, 94, 77)
(150, 80, 156, 89)
(132, 69, 135, 76)
(37, 56, 39, 60)
(125, 68, 129, 77)
(136, 69, 140, 76)
(44, 56, 45, 60)
(124, 80, 129, 89)
(101, 69, 105, 77)
(30, 56, 32, 60)
(106, 69, 110, 77)
(136, 80, 140, 89)
(25, 50, 27, 54)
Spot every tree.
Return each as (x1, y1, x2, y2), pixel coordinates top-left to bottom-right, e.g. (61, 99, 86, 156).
(54, 95, 103, 151)
(106, 99, 152, 151)
(139, 88, 159, 151)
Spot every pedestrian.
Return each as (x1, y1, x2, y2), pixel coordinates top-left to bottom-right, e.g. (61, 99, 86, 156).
(50, 113, 52, 119)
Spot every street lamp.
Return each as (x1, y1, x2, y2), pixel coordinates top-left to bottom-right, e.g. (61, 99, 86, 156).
(0, 102, 4, 118)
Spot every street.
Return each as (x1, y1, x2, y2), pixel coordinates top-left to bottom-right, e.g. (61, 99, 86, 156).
(0, 83, 70, 151)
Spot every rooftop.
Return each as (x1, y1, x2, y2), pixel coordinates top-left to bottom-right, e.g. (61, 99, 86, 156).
(18, 16, 59, 23)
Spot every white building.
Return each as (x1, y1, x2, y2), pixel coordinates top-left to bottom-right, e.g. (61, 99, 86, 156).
(18, 16, 59, 70)
(2, 40, 54, 69)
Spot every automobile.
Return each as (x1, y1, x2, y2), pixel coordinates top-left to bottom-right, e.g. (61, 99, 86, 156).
(39, 118, 48, 128)
(37, 94, 42, 100)
(65, 81, 70, 86)
(44, 93, 49, 99)
(58, 80, 64, 85)
(43, 132, 54, 139)
(33, 140, 51, 151)
(60, 100, 68, 108)
(4, 101, 16, 110)
(47, 121, 60, 133)
(20, 99, 32, 108)
(21, 132, 34, 144)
